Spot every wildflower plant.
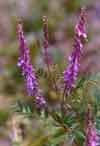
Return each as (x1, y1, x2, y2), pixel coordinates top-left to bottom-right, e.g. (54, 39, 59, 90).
(17, 23, 46, 109)
(16, 8, 100, 146)
(64, 7, 87, 95)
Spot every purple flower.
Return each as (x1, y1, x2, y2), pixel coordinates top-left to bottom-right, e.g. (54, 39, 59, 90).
(36, 95, 46, 109)
(86, 105, 99, 146)
(17, 23, 38, 96)
(17, 23, 46, 108)
(64, 8, 87, 95)
(75, 7, 87, 39)
(86, 125, 99, 146)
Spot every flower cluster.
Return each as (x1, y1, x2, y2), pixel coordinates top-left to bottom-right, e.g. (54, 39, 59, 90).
(64, 8, 87, 95)
(86, 124, 99, 146)
(86, 105, 99, 146)
(17, 23, 46, 109)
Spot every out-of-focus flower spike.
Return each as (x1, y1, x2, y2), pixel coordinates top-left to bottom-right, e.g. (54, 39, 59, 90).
(43, 16, 49, 50)
(42, 16, 52, 65)
(85, 104, 99, 146)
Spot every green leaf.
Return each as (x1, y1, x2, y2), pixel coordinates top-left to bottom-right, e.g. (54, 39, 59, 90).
(75, 130, 85, 140)
(63, 115, 76, 127)
(76, 76, 87, 89)
(28, 135, 50, 146)
(49, 134, 66, 146)
(51, 112, 63, 124)
(72, 130, 85, 145)
(53, 128, 66, 138)
(15, 100, 33, 115)
(0, 110, 9, 125)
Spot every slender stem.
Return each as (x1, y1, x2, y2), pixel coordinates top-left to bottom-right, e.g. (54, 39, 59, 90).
(43, 16, 58, 94)
(61, 86, 66, 116)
